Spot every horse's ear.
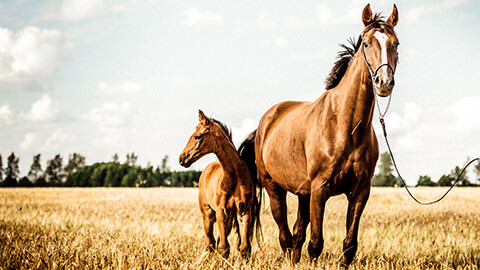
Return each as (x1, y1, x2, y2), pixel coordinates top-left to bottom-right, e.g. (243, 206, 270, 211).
(198, 110, 211, 126)
(388, 4, 399, 27)
(362, 4, 372, 26)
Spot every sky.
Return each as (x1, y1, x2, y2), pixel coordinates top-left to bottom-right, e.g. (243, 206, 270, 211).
(1, 0, 479, 185)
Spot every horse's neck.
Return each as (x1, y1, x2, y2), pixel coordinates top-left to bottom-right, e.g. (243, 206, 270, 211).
(330, 54, 375, 132)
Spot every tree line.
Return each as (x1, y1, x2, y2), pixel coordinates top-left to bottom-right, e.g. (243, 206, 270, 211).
(0, 153, 201, 188)
(372, 152, 480, 187)
(1, 151, 478, 188)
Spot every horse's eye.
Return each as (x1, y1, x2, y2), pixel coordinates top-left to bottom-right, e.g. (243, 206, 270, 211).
(194, 135, 202, 140)
(363, 42, 368, 48)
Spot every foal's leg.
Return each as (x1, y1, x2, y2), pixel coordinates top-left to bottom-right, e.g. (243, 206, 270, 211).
(307, 181, 330, 262)
(343, 187, 370, 266)
(216, 207, 233, 258)
(200, 205, 216, 251)
(264, 179, 292, 255)
(238, 208, 252, 259)
(292, 196, 310, 264)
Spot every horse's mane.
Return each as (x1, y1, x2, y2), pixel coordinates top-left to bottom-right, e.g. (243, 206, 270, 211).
(325, 13, 393, 90)
(211, 118, 233, 142)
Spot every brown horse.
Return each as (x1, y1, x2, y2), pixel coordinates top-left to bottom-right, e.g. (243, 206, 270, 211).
(240, 4, 399, 266)
(179, 110, 261, 258)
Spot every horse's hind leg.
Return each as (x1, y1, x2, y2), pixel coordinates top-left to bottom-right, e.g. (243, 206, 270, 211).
(343, 187, 370, 266)
(201, 205, 216, 251)
(307, 180, 330, 262)
(292, 196, 310, 264)
(264, 179, 292, 256)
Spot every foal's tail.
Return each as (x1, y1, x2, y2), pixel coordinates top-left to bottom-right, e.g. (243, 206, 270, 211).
(238, 129, 263, 247)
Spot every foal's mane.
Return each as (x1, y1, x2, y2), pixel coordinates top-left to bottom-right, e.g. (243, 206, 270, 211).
(325, 13, 394, 90)
(211, 118, 233, 143)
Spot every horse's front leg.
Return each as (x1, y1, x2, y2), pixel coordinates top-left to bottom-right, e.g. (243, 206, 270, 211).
(343, 186, 370, 266)
(292, 196, 310, 264)
(307, 180, 330, 262)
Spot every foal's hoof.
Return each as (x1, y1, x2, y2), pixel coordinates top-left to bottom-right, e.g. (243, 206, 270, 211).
(218, 247, 230, 258)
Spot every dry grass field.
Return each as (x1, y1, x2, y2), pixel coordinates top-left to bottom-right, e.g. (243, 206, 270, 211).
(1, 187, 479, 269)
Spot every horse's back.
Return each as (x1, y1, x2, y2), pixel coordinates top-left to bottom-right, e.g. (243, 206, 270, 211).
(198, 161, 223, 211)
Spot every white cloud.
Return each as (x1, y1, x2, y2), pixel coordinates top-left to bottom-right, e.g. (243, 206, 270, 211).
(184, 7, 224, 26)
(24, 94, 60, 122)
(98, 81, 143, 94)
(0, 27, 72, 91)
(0, 104, 16, 126)
(19, 132, 38, 151)
(84, 102, 132, 126)
(451, 96, 480, 132)
(43, 129, 75, 150)
(94, 132, 126, 148)
(315, 1, 366, 25)
(275, 37, 289, 49)
(57, 0, 105, 21)
(406, 0, 473, 23)
(232, 118, 257, 147)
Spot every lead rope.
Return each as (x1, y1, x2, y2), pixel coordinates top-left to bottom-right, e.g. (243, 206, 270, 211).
(372, 76, 479, 205)
(362, 36, 479, 205)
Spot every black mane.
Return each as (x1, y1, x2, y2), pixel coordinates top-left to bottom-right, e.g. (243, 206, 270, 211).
(325, 13, 392, 90)
(211, 118, 233, 142)
(325, 36, 362, 90)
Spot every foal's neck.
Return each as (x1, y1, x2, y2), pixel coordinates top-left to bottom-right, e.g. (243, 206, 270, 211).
(215, 137, 244, 180)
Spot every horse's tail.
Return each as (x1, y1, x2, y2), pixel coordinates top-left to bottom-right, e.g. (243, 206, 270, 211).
(238, 129, 263, 248)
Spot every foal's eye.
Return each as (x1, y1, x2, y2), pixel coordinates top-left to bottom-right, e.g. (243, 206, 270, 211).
(194, 135, 202, 140)
(363, 42, 369, 48)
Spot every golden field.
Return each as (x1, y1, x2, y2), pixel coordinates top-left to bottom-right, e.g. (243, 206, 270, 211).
(1, 187, 479, 269)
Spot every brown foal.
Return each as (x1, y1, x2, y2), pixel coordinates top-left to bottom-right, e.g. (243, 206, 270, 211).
(240, 4, 400, 266)
(179, 110, 259, 258)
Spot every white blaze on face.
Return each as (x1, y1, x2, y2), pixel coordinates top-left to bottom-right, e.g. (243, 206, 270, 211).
(374, 31, 389, 81)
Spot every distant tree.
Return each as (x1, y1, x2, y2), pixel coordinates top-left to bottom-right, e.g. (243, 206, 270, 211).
(450, 165, 472, 186)
(0, 153, 3, 184)
(64, 153, 86, 176)
(121, 167, 139, 187)
(161, 155, 169, 172)
(45, 154, 64, 186)
(474, 160, 480, 184)
(371, 152, 399, 186)
(112, 153, 119, 163)
(18, 176, 33, 187)
(437, 174, 452, 186)
(126, 153, 138, 166)
(416, 175, 437, 186)
(4, 152, 20, 187)
(28, 154, 43, 184)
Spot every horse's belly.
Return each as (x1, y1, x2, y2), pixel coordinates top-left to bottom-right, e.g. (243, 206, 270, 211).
(263, 132, 310, 195)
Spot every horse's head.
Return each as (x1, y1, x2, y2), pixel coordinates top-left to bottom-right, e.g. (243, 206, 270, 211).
(179, 110, 228, 168)
(361, 4, 399, 97)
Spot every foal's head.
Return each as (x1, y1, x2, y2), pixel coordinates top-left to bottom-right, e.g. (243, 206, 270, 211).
(361, 4, 399, 97)
(179, 110, 233, 168)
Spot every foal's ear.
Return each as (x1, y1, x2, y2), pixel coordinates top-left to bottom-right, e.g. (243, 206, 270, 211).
(388, 4, 399, 27)
(198, 110, 211, 126)
(362, 3, 372, 26)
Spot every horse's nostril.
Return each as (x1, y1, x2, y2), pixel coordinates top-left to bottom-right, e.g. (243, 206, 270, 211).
(374, 76, 380, 84)
(390, 78, 395, 87)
